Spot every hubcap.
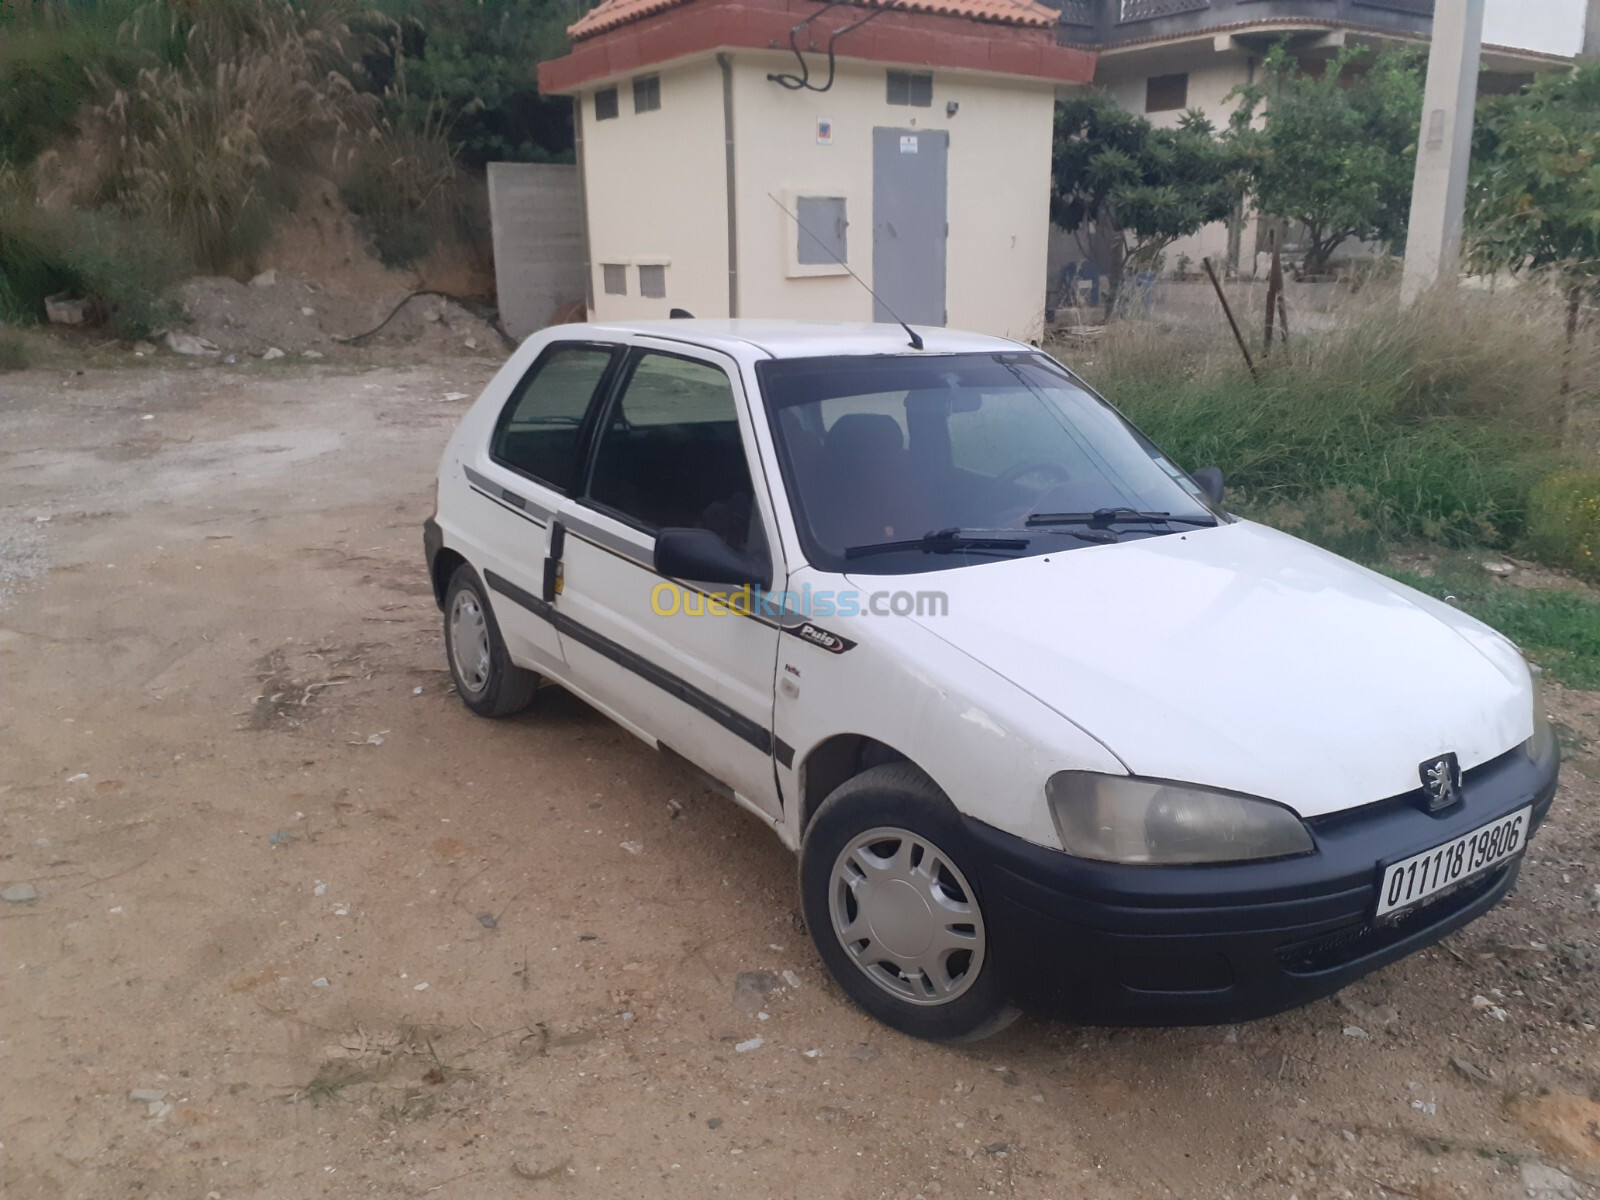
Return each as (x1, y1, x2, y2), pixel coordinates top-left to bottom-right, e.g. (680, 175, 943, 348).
(448, 590, 492, 694)
(829, 826, 986, 1006)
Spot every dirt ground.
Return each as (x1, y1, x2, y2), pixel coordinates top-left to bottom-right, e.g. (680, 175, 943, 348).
(2, 358, 1597, 1200)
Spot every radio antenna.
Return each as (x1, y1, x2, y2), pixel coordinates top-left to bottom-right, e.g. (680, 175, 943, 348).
(767, 192, 923, 350)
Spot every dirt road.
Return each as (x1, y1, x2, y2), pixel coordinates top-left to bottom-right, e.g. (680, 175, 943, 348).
(2, 361, 1596, 1200)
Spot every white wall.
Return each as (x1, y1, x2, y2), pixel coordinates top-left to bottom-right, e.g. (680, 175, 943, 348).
(731, 56, 1056, 341)
(577, 53, 1056, 340)
(580, 60, 730, 322)
(1484, 0, 1587, 57)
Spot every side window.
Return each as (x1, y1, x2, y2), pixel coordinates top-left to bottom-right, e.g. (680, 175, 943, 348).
(588, 353, 762, 553)
(490, 345, 616, 492)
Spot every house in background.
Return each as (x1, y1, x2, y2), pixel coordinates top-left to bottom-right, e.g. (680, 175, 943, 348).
(538, 0, 1096, 341)
(1045, 0, 1589, 283)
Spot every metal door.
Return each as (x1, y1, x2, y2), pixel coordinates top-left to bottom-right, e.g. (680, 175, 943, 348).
(872, 127, 948, 327)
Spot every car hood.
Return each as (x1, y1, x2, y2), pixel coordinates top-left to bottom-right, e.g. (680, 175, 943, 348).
(869, 521, 1533, 818)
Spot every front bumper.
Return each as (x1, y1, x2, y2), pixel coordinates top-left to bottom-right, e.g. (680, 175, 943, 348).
(966, 742, 1560, 1025)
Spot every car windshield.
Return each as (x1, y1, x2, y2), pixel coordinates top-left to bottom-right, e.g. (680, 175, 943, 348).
(755, 352, 1221, 574)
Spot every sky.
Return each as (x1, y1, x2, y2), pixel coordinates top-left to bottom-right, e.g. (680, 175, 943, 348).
(1482, 0, 1588, 57)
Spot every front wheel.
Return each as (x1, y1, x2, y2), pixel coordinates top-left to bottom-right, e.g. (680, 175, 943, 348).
(443, 564, 538, 718)
(800, 764, 1019, 1042)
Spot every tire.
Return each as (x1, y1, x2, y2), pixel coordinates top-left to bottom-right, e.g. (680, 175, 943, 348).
(443, 564, 538, 718)
(800, 763, 1019, 1043)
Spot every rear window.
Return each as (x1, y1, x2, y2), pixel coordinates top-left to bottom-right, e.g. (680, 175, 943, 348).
(490, 344, 617, 492)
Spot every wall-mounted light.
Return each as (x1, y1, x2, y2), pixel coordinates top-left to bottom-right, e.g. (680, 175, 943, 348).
(946, 100, 959, 117)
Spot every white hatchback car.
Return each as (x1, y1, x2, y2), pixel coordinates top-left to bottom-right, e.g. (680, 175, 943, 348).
(425, 320, 1559, 1041)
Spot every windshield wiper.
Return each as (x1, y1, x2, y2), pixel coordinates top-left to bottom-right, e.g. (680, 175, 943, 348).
(1025, 508, 1217, 528)
(844, 527, 1030, 560)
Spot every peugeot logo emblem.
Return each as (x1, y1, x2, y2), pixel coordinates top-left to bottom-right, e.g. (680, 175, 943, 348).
(1419, 753, 1462, 812)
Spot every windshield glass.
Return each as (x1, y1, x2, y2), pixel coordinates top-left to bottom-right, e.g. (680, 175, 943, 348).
(756, 352, 1220, 574)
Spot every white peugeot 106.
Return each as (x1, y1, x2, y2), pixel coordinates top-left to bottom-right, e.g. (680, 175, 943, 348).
(425, 320, 1559, 1041)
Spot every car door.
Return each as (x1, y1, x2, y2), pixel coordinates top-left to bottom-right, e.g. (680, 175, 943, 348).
(469, 339, 623, 673)
(552, 341, 785, 820)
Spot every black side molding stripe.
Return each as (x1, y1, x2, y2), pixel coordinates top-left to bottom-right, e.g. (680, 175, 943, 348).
(483, 570, 772, 756)
(485, 569, 551, 618)
(464, 466, 553, 524)
(774, 738, 796, 770)
(469, 484, 548, 528)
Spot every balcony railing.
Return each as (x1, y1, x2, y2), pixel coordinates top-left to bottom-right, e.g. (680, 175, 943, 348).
(1118, 0, 1210, 21)
(1351, 0, 1434, 13)
(1052, 0, 1437, 44)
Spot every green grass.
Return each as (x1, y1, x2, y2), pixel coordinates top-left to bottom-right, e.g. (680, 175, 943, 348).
(1062, 289, 1584, 559)
(1379, 565, 1600, 691)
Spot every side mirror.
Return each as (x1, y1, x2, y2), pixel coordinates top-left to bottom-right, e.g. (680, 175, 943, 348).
(1191, 466, 1225, 507)
(654, 528, 768, 587)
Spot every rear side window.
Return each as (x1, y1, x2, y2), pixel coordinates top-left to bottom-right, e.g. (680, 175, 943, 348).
(490, 344, 616, 492)
(587, 353, 762, 552)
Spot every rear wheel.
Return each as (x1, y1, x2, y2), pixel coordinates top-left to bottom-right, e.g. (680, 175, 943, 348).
(443, 565, 537, 718)
(800, 764, 1018, 1042)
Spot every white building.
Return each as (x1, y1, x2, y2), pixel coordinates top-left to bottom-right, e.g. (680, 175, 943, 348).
(538, 0, 1096, 341)
(1050, 0, 1588, 283)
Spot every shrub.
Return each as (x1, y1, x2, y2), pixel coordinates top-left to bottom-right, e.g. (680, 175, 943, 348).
(339, 110, 474, 268)
(1527, 471, 1600, 580)
(1, 179, 188, 338)
(0, 1, 150, 169)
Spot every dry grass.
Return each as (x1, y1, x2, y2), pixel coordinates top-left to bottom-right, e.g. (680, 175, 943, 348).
(338, 102, 473, 268)
(74, 0, 378, 272)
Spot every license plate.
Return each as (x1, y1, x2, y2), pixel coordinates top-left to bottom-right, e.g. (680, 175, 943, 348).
(1375, 806, 1531, 918)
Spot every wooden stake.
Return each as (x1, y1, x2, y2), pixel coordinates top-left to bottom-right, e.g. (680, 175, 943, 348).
(1204, 256, 1258, 381)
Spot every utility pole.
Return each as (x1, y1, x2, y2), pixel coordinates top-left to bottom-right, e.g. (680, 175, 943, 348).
(1399, 0, 1485, 305)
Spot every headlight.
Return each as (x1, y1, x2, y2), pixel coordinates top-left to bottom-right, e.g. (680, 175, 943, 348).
(1046, 772, 1314, 865)
(1525, 662, 1556, 762)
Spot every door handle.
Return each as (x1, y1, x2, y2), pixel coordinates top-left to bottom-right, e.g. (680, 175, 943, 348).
(543, 520, 565, 603)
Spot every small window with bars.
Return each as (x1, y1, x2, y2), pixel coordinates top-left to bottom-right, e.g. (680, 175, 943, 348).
(601, 264, 627, 295)
(1145, 73, 1188, 113)
(633, 75, 661, 113)
(638, 264, 667, 299)
(886, 70, 933, 108)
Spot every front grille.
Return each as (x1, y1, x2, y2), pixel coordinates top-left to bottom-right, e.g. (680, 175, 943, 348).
(1276, 866, 1509, 975)
(1307, 747, 1523, 832)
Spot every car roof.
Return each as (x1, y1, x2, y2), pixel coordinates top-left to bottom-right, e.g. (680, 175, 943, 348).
(554, 320, 1031, 360)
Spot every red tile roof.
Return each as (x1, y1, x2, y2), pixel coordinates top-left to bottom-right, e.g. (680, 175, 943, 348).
(569, 0, 1061, 41)
(543, 0, 1094, 93)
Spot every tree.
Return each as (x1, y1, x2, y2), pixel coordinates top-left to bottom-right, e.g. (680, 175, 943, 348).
(372, 0, 576, 169)
(1230, 44, 1424, 275)
(1467, 59, 1600, 363)
(1049, 92, 1246, 315)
